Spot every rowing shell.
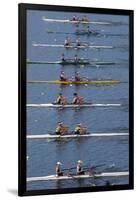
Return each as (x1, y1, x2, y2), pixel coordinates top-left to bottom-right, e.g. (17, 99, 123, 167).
(27, 132, 129, 139)
(42, 17, 127, 26)
(41, 16, 111, 25)
(27, 80, 120, 85)
(47, 30, 99, 36)
(32, 43, 113, 49)
(27, 60, 115, 65)
(27, 171, 129, 182)
(27, 103, 121, 108)
(46, 30, 127, 37)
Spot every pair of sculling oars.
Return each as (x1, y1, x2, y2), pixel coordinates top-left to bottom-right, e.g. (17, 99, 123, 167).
(62, 164, 105, 172)
(62, 165, 88, 172)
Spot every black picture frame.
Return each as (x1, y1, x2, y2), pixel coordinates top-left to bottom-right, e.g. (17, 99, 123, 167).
(18, 3, 134, 196)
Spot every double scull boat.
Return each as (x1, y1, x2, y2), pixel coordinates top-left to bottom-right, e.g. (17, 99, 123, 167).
(27, 171, 129, 182)
(32, 42, 113, 49)
(27, 79, 120, 85)
(27, 59, 115, 66)
(27, 103, 121, 108)
(46, 29, 99, 36)
(42, 16, 112, 25)
(27, 132, 129, 139)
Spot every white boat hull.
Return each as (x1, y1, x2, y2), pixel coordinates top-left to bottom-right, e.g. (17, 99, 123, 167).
(27, 171, 129, 182)
(27, 103, 121, 108)
(41, 17, 111, 25)
(32, 43, 113, 49)
(27, 132, 129, 139)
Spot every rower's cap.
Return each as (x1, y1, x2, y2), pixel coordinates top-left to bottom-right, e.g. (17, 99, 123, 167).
(57, 162, 62, 165)
(73, 93, 78, 96)
(77, 160, 83, 164)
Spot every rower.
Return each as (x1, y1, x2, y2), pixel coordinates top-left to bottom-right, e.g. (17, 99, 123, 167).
(76, 25, 80, 33)
(55, 93, 67, 105)
(61, 53, 65, 61)
(76, 160, 85, 175)
(55, 122, 67, 135)
(72, 15, 79, 21)
(64, 37, 71, 46)
(76, 37, 81, 46)
(74, 123, 86, 135)
(60, 71, 67, 81)
(72, 93, 84, 104)
(55, 162, 63, 176)
(87, 26, 92, 33)
(82, 15, 89, 22)
(74, 54, 79, 62)
(75, 72, 81, 81)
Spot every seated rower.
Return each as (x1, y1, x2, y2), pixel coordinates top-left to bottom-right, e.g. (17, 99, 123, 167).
(60, 71, 67, 81)
(64, 37, 71, 46)
(71, 15, 79, 21)
(61, 53, 65, 61)
(72, 93, 84, 104)
(87, 26, 92, 33)
(76, 37, 81, 46)
(76, 25, 81, 33)
(55, 93, 67, 105)
(76, 160, 85, 175)
(74, 54, 79, 62)
(75, 72, 81, 81)
(82, 15, 89, 22)
(74, 123, 86, 135)
(55, 122, 68, 135)
(55, 162, 63, 176)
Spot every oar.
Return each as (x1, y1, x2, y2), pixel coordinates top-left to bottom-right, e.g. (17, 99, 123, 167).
(89, 163, 117, 178)
(87, 164, 116, 186)
(90, 29, 99, 35)
(62, 167, 76, 171)
(76, 28, 98, 34)
(88, 174, 112, 186)
(62, 164, 89, 172)
(69, 42, 95, 47)
(83, 164, 105, 172)
(46, 29, 76, 35)
(71, 42, 91, 46)
(91, 164, 106, 170)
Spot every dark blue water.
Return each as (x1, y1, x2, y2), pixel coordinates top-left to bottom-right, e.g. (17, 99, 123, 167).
(26, 10, 129, 191)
